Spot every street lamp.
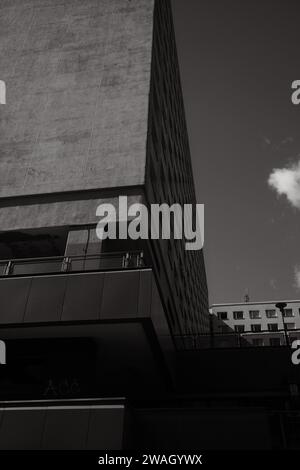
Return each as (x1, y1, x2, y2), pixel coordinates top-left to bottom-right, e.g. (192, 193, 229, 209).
(275, 302, 288, 346)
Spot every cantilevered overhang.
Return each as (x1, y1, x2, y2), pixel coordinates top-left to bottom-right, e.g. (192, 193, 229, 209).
(0, 269, 175, 399)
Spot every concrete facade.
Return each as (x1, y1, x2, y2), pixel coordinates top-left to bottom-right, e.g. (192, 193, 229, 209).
(0, 191, 144, 232)
(0, 0, 153, 197)
(0, 0, 209, 338)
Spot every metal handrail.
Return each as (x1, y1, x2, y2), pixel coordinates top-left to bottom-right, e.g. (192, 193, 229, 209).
(174, 328, 300, 350)
(0, 251, 144, 265)
(177, 327, 300, 337)
(0, 251, 146, 277)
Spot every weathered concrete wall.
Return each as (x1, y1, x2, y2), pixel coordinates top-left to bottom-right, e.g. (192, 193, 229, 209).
(0, 0, 154, 198)
(0, 192, 143, 231)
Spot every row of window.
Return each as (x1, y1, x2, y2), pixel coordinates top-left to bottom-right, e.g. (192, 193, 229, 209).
(233, 323, 295, 333)
(217, 309, 296, 321)
(252, 338, 284, 347)
(150, 0, 209, 337)
(217, 336, 300, 347)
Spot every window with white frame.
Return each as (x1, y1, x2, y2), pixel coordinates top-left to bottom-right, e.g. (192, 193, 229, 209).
(249, 310, 261, 319)
(218, 311, 228, 320)
(266, 309, 277, 318)
(270, 338, 281, 346)
(268, 323, 279, 331)
(233, 311, 244, 320)
(252, 338, 264, 347)
(234, 325, 245, 333)
(251, 324, 262, 332)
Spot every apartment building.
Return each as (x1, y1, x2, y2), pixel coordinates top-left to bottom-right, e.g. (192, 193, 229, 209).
(210, 300, 300, 346)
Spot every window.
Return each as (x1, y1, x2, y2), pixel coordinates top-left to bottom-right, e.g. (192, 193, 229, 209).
(266, 309, 277, 318)
(251, 324, 262, 332)
(233, 311, 244, 320)
(249, 310, 260, 319)
(285, 323, 295, 330)
(234, 325, 245, 333)
(0, 228, 68, 260)
(283, 309, 294, 318)
(268, 323, 279, 331)
(252, 338, 264, 347)
(218, 312, 228, 321)
(270, 338, 281, 347)
(0, 228, 69, 276)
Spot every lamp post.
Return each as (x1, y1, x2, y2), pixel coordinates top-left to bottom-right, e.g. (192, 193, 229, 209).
(276, 302, 288, 346)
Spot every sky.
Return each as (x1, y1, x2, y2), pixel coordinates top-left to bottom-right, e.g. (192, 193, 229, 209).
(172, 0, 300, 305)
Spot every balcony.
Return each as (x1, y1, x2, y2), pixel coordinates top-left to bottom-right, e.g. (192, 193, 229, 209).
(0, 251, 169, 329)
(0, 252, 174, 398)
(0, 251, 146, 277)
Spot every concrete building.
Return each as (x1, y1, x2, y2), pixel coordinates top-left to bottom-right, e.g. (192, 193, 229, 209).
(0, 0, 211, 449)
(0, 0, 208, 340)
(210, 300, 300, 347)
(1, 0, 300, 452)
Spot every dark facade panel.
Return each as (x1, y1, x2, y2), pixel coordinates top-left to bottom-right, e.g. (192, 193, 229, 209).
(138, 269, 152, 318)
(61, 273, 104, 322)
(0, 409, 46, 450)
(24, 275, 68, 323)
(150, 279, 174, 368)
(0, 278, 31, 323)
(41, 409, 90, 450)
(100, 271, 140, 319)
(86, 407, 125, 450)
(135, 409, 272, 450)
(0, 405, 126, 450)
(0, 270, 166, 325)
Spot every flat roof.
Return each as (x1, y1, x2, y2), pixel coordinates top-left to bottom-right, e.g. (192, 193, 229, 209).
(210, 300, 300, 308)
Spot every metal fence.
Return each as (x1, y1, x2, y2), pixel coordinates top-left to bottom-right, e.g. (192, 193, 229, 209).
(0, 251, 146, 277)
(175, 329, 300, 350)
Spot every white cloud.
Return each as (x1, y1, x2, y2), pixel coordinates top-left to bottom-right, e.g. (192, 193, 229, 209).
(281, 137, 294, 145)
(268, 160, 300, 209)
(263, 136, 271, 146)
(294, 266, 300, 290)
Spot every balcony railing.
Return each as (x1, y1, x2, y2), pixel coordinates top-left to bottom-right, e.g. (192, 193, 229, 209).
(0, 251, 146, 277)
(175, 328, 300, 350)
